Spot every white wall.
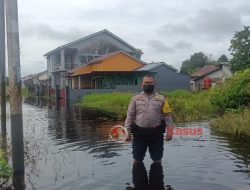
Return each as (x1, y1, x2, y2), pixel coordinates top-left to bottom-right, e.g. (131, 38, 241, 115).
(191, 66, 233, 91)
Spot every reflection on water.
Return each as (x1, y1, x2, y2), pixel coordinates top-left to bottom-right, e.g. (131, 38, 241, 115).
(4, 97, 250, 189)
(23, 96, 49, 109)
(210, 129, 250, 174)
(47, 107, 126, 159)
(12, 175, 25, 190)
(126, 162, 173, 190)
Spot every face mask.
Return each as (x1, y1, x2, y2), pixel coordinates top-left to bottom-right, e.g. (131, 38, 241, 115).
(143, 84, 155, 93)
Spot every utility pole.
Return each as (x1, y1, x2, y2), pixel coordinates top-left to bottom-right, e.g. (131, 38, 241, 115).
(5, 0, 25, 178)
(0, 0, 6, 139)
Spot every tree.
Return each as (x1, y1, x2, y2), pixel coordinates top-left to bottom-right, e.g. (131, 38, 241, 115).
(217, 55, 228, 63)
(207, 60, 220, 66)
(229, 26, 250, 72)
(180, 60, 191, 75)
(180, 52, 208, 75)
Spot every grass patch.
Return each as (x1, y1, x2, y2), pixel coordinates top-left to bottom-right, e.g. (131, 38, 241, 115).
(21, 87, 29, 97)
(210, 109, 250, 137)
(77, 90, 214, 122)
(162, 90, 215, 122)
(77, 92, 133, 117)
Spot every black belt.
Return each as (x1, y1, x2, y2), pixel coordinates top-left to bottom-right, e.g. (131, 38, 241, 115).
(131, 121, 165, 136)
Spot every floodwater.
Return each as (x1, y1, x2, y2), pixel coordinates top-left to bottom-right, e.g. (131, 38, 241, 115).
(2, 97, 250, 190)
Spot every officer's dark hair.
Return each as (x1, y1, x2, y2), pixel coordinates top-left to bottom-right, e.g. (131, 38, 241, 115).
(143, 75, 155, 82)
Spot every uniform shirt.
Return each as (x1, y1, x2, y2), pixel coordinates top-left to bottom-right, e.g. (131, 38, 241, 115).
(125, 92, 172, 134)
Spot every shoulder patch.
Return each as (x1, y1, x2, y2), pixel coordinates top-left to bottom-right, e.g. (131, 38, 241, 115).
(162, 98, 172, 113)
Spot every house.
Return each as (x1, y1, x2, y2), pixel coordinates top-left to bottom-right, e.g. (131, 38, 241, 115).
(44, 29, 143, 96)
(22, 71, 49, 96)
(137, 62, 190, 91)
(190, 63, 232, 91)
(22, 74, 34, 89)
(69, 51, 151, 90)
(35, 71, 49, 96)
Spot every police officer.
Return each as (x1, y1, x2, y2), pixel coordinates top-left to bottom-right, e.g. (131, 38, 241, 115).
(125, 75, 173, 164)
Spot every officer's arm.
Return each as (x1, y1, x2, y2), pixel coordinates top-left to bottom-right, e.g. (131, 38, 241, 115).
(125, 97, 136, 135)
(162, 98, 173, 137)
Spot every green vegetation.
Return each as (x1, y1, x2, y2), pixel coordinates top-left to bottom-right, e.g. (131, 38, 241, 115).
(210, 109, 250, 137)
(0, 151, 12, 179)
(179, 52, 227, 76)
(217, 55, 228, 63)
(209, 69, 250, 114)
(77, 69, 250, 137)
(208, 69, 250, 137)
(162, 90, 215, 122)
(21, 87, 29, 97)
(78, 92, 133, 117)
(77, 90, 215, 122)
(229, 26, 250, 72)
(180, 52, 209, 75)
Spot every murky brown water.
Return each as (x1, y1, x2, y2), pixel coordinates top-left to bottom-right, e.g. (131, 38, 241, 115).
(2, 97, 250, 190)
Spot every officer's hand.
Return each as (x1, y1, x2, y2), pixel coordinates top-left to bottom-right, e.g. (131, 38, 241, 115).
(166, 135, 172, 141)
(125, 134, 132, 142)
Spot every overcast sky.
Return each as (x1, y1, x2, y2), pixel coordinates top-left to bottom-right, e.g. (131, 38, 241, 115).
(18, 0, 250, 76)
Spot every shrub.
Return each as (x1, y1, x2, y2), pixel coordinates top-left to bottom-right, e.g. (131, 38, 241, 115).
(209, 69, 250, 114)
(162, 90, 214, 122)
(0, 151, 12, 179)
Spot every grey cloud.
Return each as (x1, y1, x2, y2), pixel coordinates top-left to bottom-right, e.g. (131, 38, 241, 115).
(159, 24, 192, 36)
(159, 7, 243, 40)
(236, 2, 250, 16)
(20, 23, 91, 41)
(147, 40, 175, 53)
(174, 41, 193, 49)
(18, 0, 249, 76)
(190, 7, 242, 35)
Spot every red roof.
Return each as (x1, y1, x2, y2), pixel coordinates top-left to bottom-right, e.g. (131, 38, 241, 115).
(192, 65, 220, 78)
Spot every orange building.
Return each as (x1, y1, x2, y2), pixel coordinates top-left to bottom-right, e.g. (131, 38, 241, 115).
(69, 51, 150, 89)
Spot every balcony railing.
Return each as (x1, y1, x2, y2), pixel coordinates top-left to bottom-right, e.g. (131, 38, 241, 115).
(53, 63, 77, 71)
(65, 64, 77, 70)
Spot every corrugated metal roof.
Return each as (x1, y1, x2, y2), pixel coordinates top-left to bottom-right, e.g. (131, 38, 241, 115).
(44, 29, 141, 56)
(89, 51, 143, 64)
(137, 62, 177, 72)
(191, 65, 220, 78)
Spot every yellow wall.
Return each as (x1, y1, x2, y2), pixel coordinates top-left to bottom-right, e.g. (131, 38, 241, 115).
(98, 53, 142, 71)
(72, 52, 143, 76)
